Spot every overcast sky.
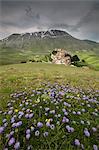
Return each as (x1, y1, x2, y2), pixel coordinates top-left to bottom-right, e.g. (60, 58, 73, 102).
(0, 0, 99, 42)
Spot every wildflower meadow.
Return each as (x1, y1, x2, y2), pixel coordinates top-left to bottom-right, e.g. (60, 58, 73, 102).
(0, 63, 99, 150)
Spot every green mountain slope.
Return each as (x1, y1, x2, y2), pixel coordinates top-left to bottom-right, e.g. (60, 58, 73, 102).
(0, 29, 99, 65)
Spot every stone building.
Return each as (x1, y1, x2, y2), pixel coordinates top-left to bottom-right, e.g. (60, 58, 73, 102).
(51, 49, 71, 65)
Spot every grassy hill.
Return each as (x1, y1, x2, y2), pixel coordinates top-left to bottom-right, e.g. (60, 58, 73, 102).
(0, 63, 99, 107)
(74, 51, 99, 70)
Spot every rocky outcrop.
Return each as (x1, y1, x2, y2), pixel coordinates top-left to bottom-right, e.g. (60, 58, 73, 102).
(51, 49, 71, 65)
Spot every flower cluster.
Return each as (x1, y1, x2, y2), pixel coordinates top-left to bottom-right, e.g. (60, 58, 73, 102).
(0, 82, 99, 149)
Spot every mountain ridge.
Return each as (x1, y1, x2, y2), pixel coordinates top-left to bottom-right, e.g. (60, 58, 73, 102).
(0, 30, 73, 43)
(1, 29, 99, 44)
(1, 29, 99, 51)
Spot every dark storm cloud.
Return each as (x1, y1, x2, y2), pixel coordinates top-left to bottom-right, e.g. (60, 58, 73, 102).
(25, 5, 40, 20)
(0, 0, 99, 41)
(0, 1, 41, 28)
(71, 2, 99, 32)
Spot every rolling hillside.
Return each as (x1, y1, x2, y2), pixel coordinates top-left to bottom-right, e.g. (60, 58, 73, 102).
(0, 29, 99, 66)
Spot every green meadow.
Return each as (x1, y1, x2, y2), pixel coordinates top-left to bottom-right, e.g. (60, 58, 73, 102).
(0, 63, 99, 107)
(75, 51, 99, 70)
(0, 63, 99, 150)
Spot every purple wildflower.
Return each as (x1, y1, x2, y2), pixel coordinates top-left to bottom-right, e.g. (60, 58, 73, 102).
(16, 121, 22, 127)
(19, 104, 23, 107)
(10, 131, 14, 136)
(74, 139, 80, 146)
(66, 125, 74, 133)
(25, 114, 29, 119)
(26, 129, 31, 134)
(72, 111, 76, 114)
(77, 111, 81, 115)
(29, 113, 34, 119)
(50, 92, 55, 97)
(46, 122, 50, 127)
(62, 108, 66, 113)
(8, 110, 13, 115)
(26, 134, 30, 140)
(59, 91, 64, 95)
(93, 145, 98, 150)
(70, 127, 74, 132)
(64, 102, 70, 107)
(66, 125, 71, 132)
(4, 122, 8, 127)
(2, 119, 7, 123)
(8, 137, 15, 146)
(65, 118, 69, 123)
(11, 117, 15, 123)
(50, 117, 53, 121)
(62, 117, 67, 123)
(64, 111, 68, 116)
(84, 129, 90, 137)
(14, 142, 20, 149)
(18, 111, 24, 116)
(37, 122, 43, 128)
(0, 126, 4, 134)
(62, 117, 69, 123)
(92, 127, 97, 132)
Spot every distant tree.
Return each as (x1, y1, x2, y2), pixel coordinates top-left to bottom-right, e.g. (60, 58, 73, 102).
(52, 50, 57, 55)
(82, 59, 85, 63)
(29, 60, 32, 62)
(46, 54, 52, 62)
(21, 61, 27, 63)
(71, 55, 80, 62)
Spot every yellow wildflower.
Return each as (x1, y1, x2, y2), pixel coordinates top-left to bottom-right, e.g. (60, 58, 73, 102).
(15, 109, 18, 113)
(46, 119, 51, 123)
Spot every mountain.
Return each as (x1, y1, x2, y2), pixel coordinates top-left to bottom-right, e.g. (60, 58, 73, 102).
(0, 29, 99, 65)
